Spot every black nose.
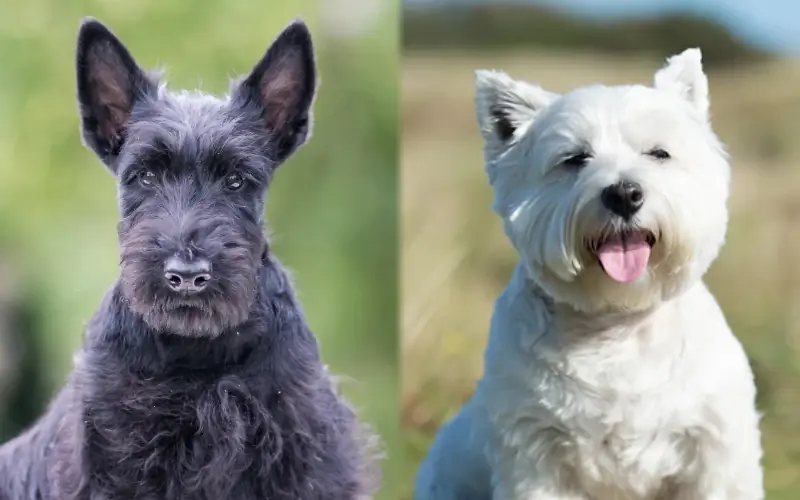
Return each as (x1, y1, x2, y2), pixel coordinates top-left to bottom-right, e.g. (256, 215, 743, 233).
(601, 181, 644, 220)
(164, 256, 212, 294)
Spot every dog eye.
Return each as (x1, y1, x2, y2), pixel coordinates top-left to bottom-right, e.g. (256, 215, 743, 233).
(225, 173, 244, 191)
(645, 148, 671, 161)
(138, 170, 156, 188)
(563, 152, 591, 168)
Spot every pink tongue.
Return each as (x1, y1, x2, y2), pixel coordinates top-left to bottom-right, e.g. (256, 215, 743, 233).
(597, 232, 651, 283)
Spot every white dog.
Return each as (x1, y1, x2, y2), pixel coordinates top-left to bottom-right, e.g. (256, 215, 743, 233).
(414, 49, 764, 500)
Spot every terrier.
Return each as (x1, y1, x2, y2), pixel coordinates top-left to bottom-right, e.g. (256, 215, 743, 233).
(0, 17, 378, 500)
(415, 49, 763, 500)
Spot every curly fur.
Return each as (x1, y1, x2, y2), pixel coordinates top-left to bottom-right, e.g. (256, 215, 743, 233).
(0, 17, 378, 500)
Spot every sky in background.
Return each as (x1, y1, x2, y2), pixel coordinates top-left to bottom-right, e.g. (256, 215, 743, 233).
(404, 0, 800, 55)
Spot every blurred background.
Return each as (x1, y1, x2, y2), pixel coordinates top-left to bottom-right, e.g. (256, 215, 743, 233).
(0, 0, 406, 499)
(402, 0, 800, 498)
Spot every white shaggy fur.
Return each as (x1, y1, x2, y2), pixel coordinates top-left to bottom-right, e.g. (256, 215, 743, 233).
(415, 49, 764, 500)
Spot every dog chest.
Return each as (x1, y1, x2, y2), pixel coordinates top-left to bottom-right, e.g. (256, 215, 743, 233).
(569, 407, 701, 497)
(565, 351, 706, 492)
(83, 374, 280, 498)
(484, 326, 709, 498)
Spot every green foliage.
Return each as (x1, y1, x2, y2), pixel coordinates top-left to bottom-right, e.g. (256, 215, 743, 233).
(403, 4, 768, 67)
(0, 0, 403, 498)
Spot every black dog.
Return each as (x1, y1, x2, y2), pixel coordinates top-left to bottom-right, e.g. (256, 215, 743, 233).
(0, 17, 378, 500)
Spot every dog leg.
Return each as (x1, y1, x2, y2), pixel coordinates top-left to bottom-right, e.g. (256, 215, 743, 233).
(490, 463, 588, 500)
(492, 481, 588, 500)
(676, 466, 764, 500)
(669, 435, 764, 500)
(698, 408, 764, 500)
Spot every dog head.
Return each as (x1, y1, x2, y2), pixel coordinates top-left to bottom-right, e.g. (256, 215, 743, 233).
(475, 49, 729, 313)
(75, 18, 316, 337)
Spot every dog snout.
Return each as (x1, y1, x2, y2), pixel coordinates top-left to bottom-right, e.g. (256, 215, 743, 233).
(164, 255, 212, 294)
(601, 181, 644, 221)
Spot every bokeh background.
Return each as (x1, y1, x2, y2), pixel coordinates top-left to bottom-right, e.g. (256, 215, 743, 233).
(0, 0, 406, 499)
(402, 1, 800, 498)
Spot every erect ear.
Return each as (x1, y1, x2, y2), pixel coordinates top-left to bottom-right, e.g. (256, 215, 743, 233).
(653, 48, 709, 119)
(236, 19, 317, 165)
(474, 70, 558, 147)
(75, 17, 156, 171)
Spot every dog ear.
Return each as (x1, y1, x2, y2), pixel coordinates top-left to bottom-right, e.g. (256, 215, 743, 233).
(474, 70, 557, 146)
(237, 19, 317, 165)
(76, 17, 156, 171)
(653, 48, 709, 119)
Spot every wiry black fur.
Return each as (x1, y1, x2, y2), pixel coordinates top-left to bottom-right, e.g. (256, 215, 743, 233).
(0, 17, 378, 500)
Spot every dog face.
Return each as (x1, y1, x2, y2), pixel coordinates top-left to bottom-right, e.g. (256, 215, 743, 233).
(475, 49, 730, 313)
(75, 18, 316, 337)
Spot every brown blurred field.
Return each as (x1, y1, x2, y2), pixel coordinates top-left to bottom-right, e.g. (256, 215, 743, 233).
(401, 50, 800, 500)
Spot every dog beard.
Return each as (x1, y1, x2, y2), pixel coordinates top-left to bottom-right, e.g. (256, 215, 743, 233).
(118, 225, 264, 337)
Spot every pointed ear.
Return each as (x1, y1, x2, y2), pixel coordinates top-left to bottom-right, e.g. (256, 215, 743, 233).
(474, 70, 558, 147)
(75, 18, 156, 170)
(236, 19, 317, 165)
(654, 48, 709, 119)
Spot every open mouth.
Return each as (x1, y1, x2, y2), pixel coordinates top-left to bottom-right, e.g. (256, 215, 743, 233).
(589, 229, 656, 283)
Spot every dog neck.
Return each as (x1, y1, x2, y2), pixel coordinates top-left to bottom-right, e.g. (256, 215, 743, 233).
(517, 264, 665, 342)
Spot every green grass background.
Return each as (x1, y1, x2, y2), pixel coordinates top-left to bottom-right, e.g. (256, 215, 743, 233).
(0, 0, 405, 498)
